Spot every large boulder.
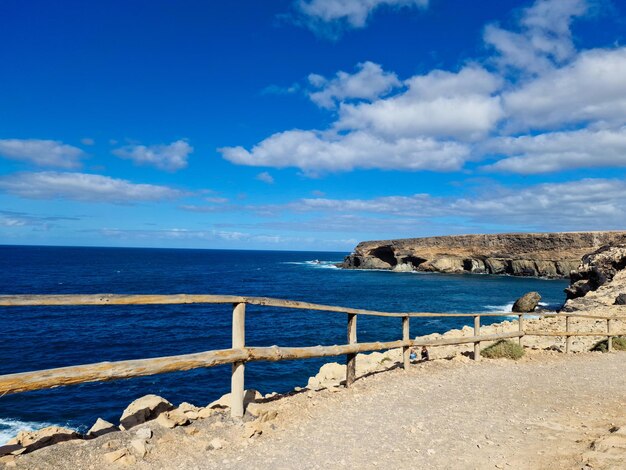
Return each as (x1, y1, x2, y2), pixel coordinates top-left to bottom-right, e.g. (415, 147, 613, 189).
(119, 395, 174, 430)
(87, 418, 118, 438)
(512, 292, 541, 313)
(3, 426, 80, 454)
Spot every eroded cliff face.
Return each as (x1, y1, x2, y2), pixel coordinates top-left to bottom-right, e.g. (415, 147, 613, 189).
(341, 232, 626, 278)
(562, 244, 626, 314)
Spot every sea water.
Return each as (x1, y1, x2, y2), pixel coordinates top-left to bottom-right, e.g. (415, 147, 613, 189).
(0, 245, 569, 442)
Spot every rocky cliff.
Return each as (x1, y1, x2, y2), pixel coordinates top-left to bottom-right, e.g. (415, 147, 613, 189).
(562, 244, 626, 314)
(341, 232, 626, 278)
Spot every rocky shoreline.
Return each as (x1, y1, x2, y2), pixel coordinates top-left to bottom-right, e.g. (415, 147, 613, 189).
(341, 231, 626, 278)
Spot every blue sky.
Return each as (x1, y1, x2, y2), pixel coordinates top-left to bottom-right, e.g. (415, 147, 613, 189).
(1, 0, 626, 251)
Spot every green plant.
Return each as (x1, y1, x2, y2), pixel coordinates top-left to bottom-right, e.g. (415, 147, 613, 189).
(482, 340, 525, 360)
(591, 336, 626, 353)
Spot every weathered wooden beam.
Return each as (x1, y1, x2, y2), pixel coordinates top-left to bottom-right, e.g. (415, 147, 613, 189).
(474, 315, 481, 361)
(231, 303, 246, 418)
(0, 331, 524, 396)
(402, 316, 410, 370)
(607, 319, 613, 353)
(566, 316, 572, 353)
(526, 331, 617, 337)
(0, 348, 247, 395)
(518, 314, 524, 348)
(0, 294, 544, 318)
(346, 314, 357, 387)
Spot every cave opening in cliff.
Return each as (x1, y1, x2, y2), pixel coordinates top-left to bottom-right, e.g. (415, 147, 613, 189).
(368, 246, 397, 267)
(402, 256, 427, 269)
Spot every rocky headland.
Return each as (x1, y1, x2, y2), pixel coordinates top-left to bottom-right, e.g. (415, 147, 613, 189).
(341, 231, 626, 278)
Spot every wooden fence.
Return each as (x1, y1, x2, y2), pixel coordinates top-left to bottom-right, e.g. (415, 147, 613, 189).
(0, 294, 622, 418)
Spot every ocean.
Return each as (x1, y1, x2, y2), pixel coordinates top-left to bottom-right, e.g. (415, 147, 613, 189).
(0, 245, 569, 443)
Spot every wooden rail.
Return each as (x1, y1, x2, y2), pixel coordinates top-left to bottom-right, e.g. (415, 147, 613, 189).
(0, 294, 622, 418)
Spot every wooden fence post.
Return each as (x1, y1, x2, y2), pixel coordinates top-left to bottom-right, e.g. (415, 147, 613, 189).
(518, 314, 524, 347)
(402, 316, 410, 370)
(231, 302, 246, 418)
(565, 315, 572, 354)
(607, 319, 613, 353)
(474, 315, 481, 361)
(346, 314, 357, 387)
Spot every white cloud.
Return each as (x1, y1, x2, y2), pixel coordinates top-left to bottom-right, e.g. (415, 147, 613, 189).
(0, 172, 184, 203)
(503, 47, 626, 130)
(256, 171, 275, 184)
(0, 139, 85, 169)
(483, 127, 626, 173)
(296, 0, 428, 34)
(220, 129, 470, 174)
(81, 138, 95, 146)
(484, 0, 587, 74)
(308, 61, 401, 108)
(274, 178, 626, 230)
(112, 140, 193, 171)
(336, 66, 503, 140)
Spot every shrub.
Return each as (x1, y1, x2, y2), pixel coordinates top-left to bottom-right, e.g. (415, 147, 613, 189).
(482, 340, 525, 360)
(591, 336, 626, 353)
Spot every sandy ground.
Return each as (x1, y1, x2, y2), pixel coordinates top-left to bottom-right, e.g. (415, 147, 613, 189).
(7, 348, 626, 470)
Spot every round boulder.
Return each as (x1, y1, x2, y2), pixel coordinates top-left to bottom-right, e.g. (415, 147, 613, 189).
(512, 292, 541, 313)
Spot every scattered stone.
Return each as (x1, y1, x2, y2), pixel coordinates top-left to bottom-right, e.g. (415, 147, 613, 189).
(135, 427, 152, 440)
(198, 406, 218, 419)
(130, 439, 148, 458)
(512, 292, 541, 313)
(103, 448, 136, 466)
(119, 395, 173, 430)
(208, 389, 262, 409)
(207, 438, 225, 450)
(87, 418, 118, 438)
(246, 403, 278, 423)
(7, 426, 81, 454)
(184, 426, 200, 436)
(242, 421, 264, 438)
(156, 409, 190, 429)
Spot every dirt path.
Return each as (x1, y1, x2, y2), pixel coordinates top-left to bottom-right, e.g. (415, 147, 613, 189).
(9, 351, 626, 470)
(207, 352, 626, 470)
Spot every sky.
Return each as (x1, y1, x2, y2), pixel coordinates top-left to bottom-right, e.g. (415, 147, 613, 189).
(1, 0, 626, 251)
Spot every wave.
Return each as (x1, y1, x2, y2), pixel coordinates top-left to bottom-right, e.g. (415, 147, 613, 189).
(282, 260, 340, 269)
(0, 418, 56, 445)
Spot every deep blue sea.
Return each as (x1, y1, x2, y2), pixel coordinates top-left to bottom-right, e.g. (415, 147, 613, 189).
(0, 245, 569, 443)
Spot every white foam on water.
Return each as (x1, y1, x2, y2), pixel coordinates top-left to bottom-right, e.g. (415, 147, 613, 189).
(0, 418, 56, 445)
(282, 260, 340, 269)
(483, 302, 514, 313)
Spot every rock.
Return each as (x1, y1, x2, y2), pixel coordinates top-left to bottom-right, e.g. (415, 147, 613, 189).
(135, 427, 152, 440)
(485, 258, 508, 274)
(208, 389, 262, 409)
(198, 406, 218, 419)
(307, 362, 345, 389)
(421, 256, 464, 273)
(119, 395, 174, 430)
(178, 402, 201, 420)
(103, 448, 136, 466)
(87, 418, 118, 438)
(9, 426, 81, 454)
(207, 438, 225, 450)
(565, 245, 626, 299)
(0, 445, 22, 458)
(512, 292, 541, 313)
(130, 439, 148, 458)
(615, 293, 626, 305)
(246, 403, 278, 423)
(156, 409, 189, 429)
(242, 421, 263, 438)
